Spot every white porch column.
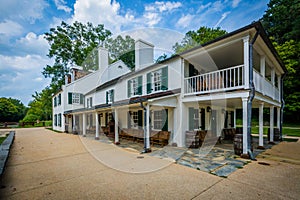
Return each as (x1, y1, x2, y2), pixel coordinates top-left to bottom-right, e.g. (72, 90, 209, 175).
(277, 75, 281, 100)
(260, 56, 265, 78)
(242, 97, 248, 154)
(114, 109, 119, 144)
(145, 104, 151, 150)
(95, 112, 99, 140)
(277, 107, 280, 128)
(259, 103, 264, 147)
(243, 36, 250, 89)
(233, 109, 236, 128)
(72, 114, 76, 133)
(271, 68, 275, 86)
(82, 113, 86, 137)
(269, 106, 274, 142)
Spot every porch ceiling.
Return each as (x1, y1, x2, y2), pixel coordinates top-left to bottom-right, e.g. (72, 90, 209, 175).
(184, 40, 243, 72)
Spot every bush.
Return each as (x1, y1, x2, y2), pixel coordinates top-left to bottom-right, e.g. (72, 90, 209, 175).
(22, 114, 40, 122)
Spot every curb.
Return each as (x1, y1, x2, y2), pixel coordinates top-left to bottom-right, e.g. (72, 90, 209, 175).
(0, 131, 15, 176)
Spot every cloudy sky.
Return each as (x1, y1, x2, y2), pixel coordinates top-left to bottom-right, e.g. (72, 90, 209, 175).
(0, 0, 269, 105)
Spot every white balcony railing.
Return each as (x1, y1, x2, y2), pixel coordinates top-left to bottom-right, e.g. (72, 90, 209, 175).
(184, 65, 244, 95)
(253, 70, 280, 101)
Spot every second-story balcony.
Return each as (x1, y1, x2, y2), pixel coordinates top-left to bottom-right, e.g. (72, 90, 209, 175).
(184, 65, 244, 95)
(184, 65, 280, 102)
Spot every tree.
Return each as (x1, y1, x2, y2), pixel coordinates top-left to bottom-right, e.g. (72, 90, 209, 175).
(173, 27, 227, 53)
(262, 0, 300, 44)
(105, 35, 135, 69)
(261, 0, 300, 123)
(0, 97, 26, 122)
(43, 21, 112, 88)
(23, 87, 53, 121)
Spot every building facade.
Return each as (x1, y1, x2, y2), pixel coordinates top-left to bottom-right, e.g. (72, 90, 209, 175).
(52, 22, 286, 156)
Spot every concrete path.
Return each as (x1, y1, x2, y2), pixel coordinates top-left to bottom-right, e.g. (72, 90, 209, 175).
(0, 128, 299, 200)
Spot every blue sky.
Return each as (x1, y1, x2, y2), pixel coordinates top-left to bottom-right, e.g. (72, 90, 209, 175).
(0, 0, 269, 105)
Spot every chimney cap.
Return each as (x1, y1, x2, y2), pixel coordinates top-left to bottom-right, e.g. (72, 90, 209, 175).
(135, 39, 154, 47)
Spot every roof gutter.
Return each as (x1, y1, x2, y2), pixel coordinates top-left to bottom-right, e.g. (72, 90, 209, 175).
(246, 30, 260, 160)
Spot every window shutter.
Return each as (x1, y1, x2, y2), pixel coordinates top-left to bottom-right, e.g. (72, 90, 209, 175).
(111, 90, 114, 103)
(162, 109, 168, 131)
(58, 94, 61, 105)
(127, 111, 132, 129)
(188, 107, 194, 131)
(106, 91, 108, 104)
(80, 94, 84, 104)
(161, 66, 168, 90)
(201, 108, 205, 130)
(68, 93, 72, 104)
(54, 97, 57, 107)
(138, 110, 143, 129)
(127, 80, 131, 98)
(147, 73, 152, 94)
(137, 76, 142, 95)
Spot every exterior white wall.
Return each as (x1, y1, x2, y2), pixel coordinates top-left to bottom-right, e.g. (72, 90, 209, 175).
(100, 60, 131, 83)
(52, 91, 65, 132)
(135, 39, 154, 70)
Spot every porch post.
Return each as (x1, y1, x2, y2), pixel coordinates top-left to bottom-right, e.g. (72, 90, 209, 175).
(72, 114, 76, 133)
(114, 109, 120, 145)
(258, 103, 264, 148)
(82, 113, 86, 137)
(260, 56, 265, 78)
(242, 97, 248, 154)
(95, 112, 99, 140)
(243, 36, 250, 89)
(277, 107, 280, 128)
(233, 109, 236, 128)
(145, 104, 151, 150)
(269, 106, 274, 142)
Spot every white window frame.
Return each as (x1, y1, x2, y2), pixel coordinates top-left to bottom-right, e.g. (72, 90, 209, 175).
(87, 97, 92, 108)
(152, 69, 162, 92)
(107, 90, 114, 104)
(193, 109, 200, 130)
(153, 110, 162, 130)
(131, 111, 138, 128)
(72, 93, 80, 104)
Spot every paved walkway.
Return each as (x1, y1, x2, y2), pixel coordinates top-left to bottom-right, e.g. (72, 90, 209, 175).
(0, 128, 299, 199)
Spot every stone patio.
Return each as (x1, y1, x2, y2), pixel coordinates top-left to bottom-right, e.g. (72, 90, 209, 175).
(83, 133, 277, 178)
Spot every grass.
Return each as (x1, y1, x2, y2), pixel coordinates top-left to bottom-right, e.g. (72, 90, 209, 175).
(236, 122, 300, 137)
(0, 136, 7, 145)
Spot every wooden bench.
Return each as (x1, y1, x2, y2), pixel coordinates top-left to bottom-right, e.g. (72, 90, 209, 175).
(151, 131, 170, 146)
(222, 128, 236, 140)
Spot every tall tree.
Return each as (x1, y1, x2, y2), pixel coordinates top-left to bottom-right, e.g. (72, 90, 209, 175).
(105, 35, 135, 69)
(0, 97, 26, 122)
(43, 21, 112, 88)
(173, 26, 227, 53)
(261, 0, 300, 122)
(23, 87, 53, 122)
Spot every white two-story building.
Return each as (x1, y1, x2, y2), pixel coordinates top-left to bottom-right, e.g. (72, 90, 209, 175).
(53, 22, 286, 157)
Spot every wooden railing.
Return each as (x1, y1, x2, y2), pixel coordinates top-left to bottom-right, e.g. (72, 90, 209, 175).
(184, 65, 244, 95)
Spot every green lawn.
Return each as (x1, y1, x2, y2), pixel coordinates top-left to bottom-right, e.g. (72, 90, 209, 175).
(239, 126, 300, 137)
(0, 136, 7, 145)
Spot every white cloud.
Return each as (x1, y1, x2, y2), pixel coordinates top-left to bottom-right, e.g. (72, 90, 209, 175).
(15, 32, 49, 56)
(197, 2, 212, 13)
(72, 0, 130, 33)
(176, 14, 194, 29)
(214, 11, 231, 28)
(145, 1, 182, 13)
(232, 0, 241, 8)
(0, 54, 52, 104)
(0, 20, 23, 37)
(54, 0, 72, 13)
(0, 0, 48, 24)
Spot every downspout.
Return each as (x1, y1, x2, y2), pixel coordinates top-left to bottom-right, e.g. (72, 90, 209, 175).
(280, 72, 287, 140)
(140, 102, 151, 153)
(247, 30, 259, 160)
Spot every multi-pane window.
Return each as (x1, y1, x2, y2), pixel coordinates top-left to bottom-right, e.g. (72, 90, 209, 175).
(58, 113, 61, 127)
(153, 70, 162, 92)
(153, 110, 162, 130)
(87, 97, 92, 108)
(128, 76, 142, 97)
(72, 93, 80, 104)
(106, 89, 114, 104)
(147, 66, 168, 94)
(58, 94, 61, 105)
(193, 109, 199, 130)
(54, 114, 57, 126)
(132, 111, 138, 127)
(54, 97, 57, 107)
